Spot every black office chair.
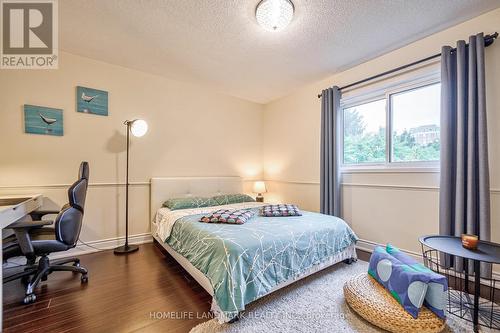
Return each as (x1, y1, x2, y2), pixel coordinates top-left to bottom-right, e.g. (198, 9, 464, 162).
(3, 177, 89, 304)
(3, 162, 89, 257)
(29, 161, 89, 221)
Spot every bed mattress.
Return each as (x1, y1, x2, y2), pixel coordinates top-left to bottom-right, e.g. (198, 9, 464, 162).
(154, 203, 358, 321)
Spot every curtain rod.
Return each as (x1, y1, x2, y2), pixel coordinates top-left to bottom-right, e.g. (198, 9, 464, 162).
(317, 32, 498, 99)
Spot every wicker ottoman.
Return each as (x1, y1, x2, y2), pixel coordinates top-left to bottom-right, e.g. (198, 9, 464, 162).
(343, 273, 446, 333)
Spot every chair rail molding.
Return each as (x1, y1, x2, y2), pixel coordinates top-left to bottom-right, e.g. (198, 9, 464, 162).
(265, 179, 500, 194)
(0, 177, 257, 190)
(0, 182, 151, 190)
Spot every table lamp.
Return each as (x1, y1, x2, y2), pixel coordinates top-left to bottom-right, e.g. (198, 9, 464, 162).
(253, 181, 267, 202)
(114, 119, 148, 254)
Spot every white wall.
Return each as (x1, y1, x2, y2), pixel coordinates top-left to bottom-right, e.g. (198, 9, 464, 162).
(1, 8, 499, 257)
(263, 8, 500, 255)
(0, 51, 264, 245)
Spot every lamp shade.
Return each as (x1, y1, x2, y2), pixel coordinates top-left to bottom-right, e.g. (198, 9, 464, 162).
(253, 181, 267, 194)
(130, 119, 148, 137)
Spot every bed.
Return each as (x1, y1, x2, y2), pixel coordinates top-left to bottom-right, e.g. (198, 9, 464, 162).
(150, 177, 358, 322)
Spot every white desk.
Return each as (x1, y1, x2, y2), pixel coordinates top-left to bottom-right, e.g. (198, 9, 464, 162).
(0, 194, 43, 330)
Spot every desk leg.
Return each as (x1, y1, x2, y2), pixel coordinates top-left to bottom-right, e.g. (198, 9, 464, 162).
(473, 260, 480, 332)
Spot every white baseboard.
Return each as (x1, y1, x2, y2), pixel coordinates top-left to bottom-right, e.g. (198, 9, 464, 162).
(356, 238, 423, 261)
(50, 233, 153, 259)
(3, 233, 153, 267)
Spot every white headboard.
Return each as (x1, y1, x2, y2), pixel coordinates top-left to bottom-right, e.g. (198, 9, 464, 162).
(150, 177, 243, 219)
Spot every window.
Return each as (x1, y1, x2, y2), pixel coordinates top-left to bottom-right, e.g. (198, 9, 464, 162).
(343, 99, 386, 164)
(342, 79, 440, 168)
(391, 84, 440, 162)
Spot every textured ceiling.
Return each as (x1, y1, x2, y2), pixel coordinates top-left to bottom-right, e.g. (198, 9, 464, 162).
(60, 0, 500, 104)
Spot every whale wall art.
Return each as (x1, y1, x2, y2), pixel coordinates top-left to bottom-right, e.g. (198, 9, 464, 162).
(76, 86, 108, 116)
(24, 105, 64, 136)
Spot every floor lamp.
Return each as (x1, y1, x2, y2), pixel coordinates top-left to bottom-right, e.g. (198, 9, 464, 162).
(114, 119, 148, 254)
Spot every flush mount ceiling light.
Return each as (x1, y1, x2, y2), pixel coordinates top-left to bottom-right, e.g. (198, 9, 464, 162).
(255, 0, 294, 32)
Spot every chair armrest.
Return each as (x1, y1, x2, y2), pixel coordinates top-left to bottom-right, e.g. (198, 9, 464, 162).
(29, 210, 59, 220)
(9, 220, 54, 229)
(7, 222, 54, 259)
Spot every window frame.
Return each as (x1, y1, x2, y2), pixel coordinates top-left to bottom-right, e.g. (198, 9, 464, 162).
(340, 72, 441, 173)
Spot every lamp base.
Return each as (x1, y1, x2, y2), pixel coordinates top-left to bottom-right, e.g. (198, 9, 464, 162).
(114, 244, 139, 255)
(256, 195, 264, 202)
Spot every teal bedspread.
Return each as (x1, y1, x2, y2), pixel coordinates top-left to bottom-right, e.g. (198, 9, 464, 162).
(164, 208, 358, 321)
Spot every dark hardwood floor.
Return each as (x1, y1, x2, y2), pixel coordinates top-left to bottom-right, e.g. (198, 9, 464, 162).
(3, 243, 370, 333)
(3, 243, 212, 333)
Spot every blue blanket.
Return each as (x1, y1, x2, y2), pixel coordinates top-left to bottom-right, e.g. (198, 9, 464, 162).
(165, 209, 358, 321)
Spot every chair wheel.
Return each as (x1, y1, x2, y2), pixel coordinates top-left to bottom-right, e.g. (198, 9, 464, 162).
(23, 294, 36, 304)
(73, 262, 80, 268)
(81, 274, 88, 283)
(41, 275, 48, 281)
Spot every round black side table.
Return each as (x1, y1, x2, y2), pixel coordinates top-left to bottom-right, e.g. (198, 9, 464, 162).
(420, 235, 500, 332)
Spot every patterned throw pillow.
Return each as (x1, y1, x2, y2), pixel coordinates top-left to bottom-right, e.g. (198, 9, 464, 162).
(211, 193, 255, 205)
(368, 246, 430, 319)
(386, 244, 448, 319)
(259, 204, 302, 217)
(162, 196, 217, 210)
(199, 209, 255, 224)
